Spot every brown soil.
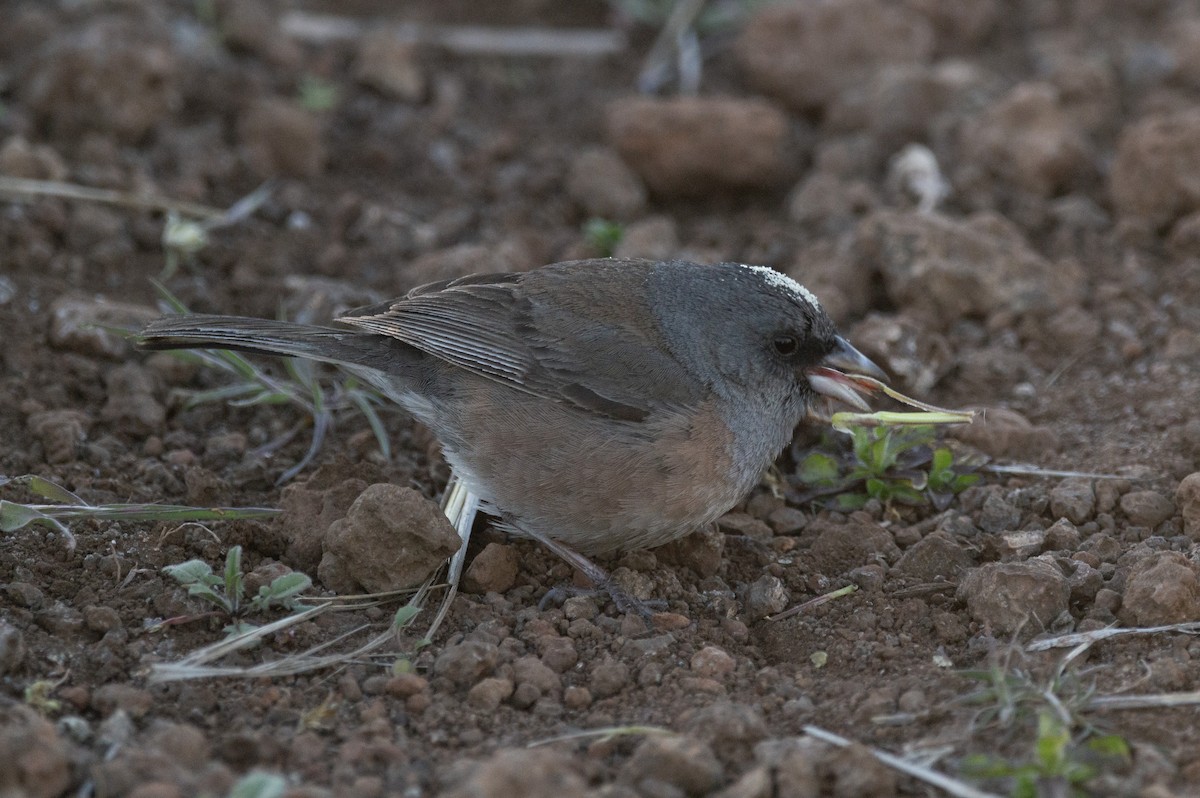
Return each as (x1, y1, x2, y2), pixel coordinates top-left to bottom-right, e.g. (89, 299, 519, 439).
(2, 1, 1200, 796)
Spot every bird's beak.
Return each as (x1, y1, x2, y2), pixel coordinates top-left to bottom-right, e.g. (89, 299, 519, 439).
(805, 336, 886, 411)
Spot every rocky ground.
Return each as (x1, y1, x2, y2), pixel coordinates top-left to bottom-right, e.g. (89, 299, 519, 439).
(2, 0, 1200, 796)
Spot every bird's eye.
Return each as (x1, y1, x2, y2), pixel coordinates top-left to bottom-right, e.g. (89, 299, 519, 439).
(773, 334, 799, 356)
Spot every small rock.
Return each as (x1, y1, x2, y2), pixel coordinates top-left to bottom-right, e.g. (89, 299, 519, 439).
(611, 215, 678, 261)
(1120, 490, 1175, 527)
(893, 533, 974, 581)
(26, 409, 91, 464)
(1044, 518, 1082, 551)
(950, 407, 1059, 459)
(48, 296, 158, 360)
(433, 640, 500, 689)
(355, 32, 425, 102)
(442, 748, 586, 798)
(1111, 109, 1200, 228)
(1177, 473, 1200, 540)
(719, 512, 773, 541)
(1049, 479, 1096, 525)
(735, 0, 932, 113)
(0, 135, 68, 180)
(91, 684, 154, 719)
(998, 529, 1047, 558)
(957, 559, 1070, 634)
(788, 173, 879, 238)
(237, 97, 325, 178)
(767, 506, 808, 535)
(537, 637, 579, 673)
(657, 524, 725, 578)
(826, 741, 899, 798)
(385, 673, 428, 698)
(278, 469, 375, 572)
(467, 677, 514, 712)
(784, 241, 873, 326)
(606, 95, 794, 195)
(691, 645, 737, 680)
(623, 736, 724, 795)
(682, 702, 768, 767)
(743, 575, 789, 621)
(959, 82, 1090, 196)
(808, 520, 899, 574)
(855, 210, 1084, 331)
(21, 18, 180, 143)
(0, 703, 75, 798)
(588, 658, 630, 699)
(462, 543, 520, 594)
(565, 147, 646, 220)
(513, 656, 561, 697)
(320, 484, 460, 593)
(844, 313, 953, 395)
(5, 582, 45, 609)
(756, 738, 821, 797)
(1065, 559, 1104, 604)
(0, 622, 27, 676)
(102, 364, 165, 433)
(562, 686, 591, 710)
(978, 492, 1022, 534)
(83, 606, 121, 634)
(1119, 551, 1200, 626)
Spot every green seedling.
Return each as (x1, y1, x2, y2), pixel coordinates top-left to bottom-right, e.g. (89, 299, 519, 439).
(962, 710, 1130, 798)
(151, 283, 397, 483)
(226, 771, 287, 798)
(161, 182, 273, 277)
(0, 474, 278, 551)
(298, 75, 339, 111)
(163, 545, 312, 637)
(795, 424, 980, 511)
(582, 218, 625, 257)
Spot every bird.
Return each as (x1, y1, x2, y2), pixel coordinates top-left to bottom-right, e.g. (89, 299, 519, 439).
(138, 257, 884, 612)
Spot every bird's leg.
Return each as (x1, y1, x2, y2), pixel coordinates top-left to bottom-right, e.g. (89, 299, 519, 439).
(520, 528, 666, 619)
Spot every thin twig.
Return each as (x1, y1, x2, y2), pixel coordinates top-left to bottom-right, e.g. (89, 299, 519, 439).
(280, 12, 627, 57)
(803, 725, 1002, 798)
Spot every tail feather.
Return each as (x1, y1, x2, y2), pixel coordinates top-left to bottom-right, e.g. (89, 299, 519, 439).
(137, 315, 382, 369)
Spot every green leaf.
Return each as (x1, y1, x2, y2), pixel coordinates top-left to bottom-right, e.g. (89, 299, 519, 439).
(0, 501, 55, 533)
(931, 447, 953, 474)
(261, 572, 312, 603)
(798, 452, 841, 485)
(953, 473, 981, 492)
(1035, 712, 1070, 772)
(832, 492, 868, 511)
(1087, 735, 1130, 759)
(227, 771, 287, 798)
(223, 546, 245, 612)
(392, 604, 421, 630)
(186, 583, 231, 611)
(163, 559, 216, 585)
(348, 390, 392, 460)
(185, 382, 265, 408)
(960, 753, 1014, 778)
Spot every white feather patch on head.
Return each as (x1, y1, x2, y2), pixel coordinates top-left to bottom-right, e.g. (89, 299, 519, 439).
(739, 264, 822, 311)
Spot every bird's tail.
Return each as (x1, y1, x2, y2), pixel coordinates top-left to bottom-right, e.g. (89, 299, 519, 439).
(137, 315, 384, 370)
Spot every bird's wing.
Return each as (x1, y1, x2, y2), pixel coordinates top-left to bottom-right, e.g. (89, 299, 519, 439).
(336, 262, 702, 421)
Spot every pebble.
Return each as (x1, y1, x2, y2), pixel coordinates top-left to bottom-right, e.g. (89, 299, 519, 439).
(622, 736, 724, 796)
(957, 559, 1070, 634)
(320, 484, 460, 593)
(1049, 479, 1096, 525)
(606, 95, 794, 195)
(1120, 490, 1176, 527)
(1178, 473, 1200, 540)
(1119, 551, 1200, 625)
